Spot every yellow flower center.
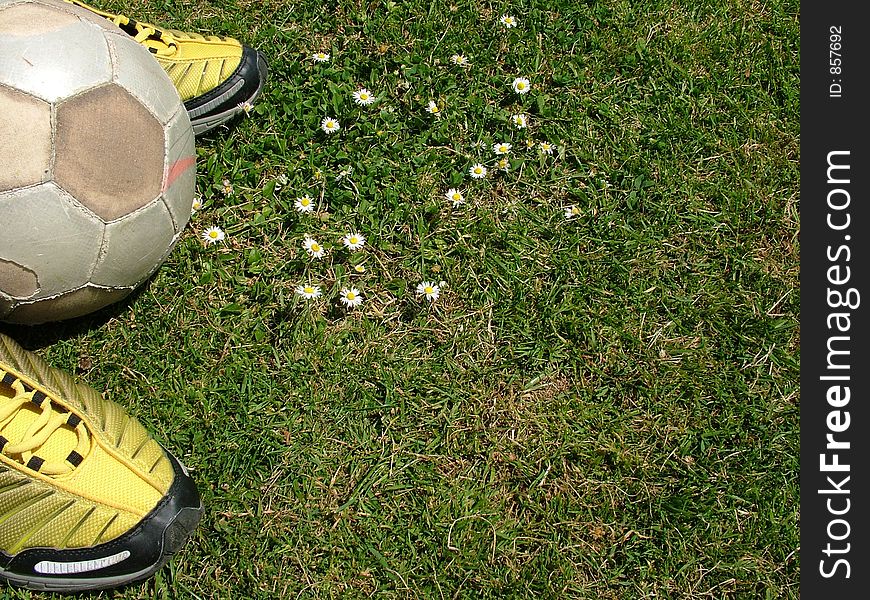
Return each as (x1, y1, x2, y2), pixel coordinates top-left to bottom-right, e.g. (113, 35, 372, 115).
(311, 244, 320, 252)
(305, 287, 314, 294)
(350, 237, 358, 244)
(425, 287, 434, 294)
(209, 231, 218, 239)
(346, 292, 356, 300)
(452, 193, 461, 201)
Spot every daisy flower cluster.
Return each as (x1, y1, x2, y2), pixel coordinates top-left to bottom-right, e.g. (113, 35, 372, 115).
(309, 46, 382, 136)
(294, 228, 369, 310)
(296, 49, 396, 310)
(288, 15, 578, 315)
(191, 190, 228, 247)
(298, 44, 460, 309)
(430, 13, 561, 215)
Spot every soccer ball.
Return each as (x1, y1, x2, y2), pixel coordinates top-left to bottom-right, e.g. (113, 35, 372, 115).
(0, 0, 195, 325)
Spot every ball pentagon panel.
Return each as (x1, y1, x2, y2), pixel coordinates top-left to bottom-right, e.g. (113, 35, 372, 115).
(54, 83, 166, 221)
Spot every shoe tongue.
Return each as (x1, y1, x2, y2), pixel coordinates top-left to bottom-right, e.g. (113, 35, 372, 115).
(1, 379, 81, 473)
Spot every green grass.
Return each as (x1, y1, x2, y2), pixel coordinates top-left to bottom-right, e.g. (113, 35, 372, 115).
(1, 0, 799, 598)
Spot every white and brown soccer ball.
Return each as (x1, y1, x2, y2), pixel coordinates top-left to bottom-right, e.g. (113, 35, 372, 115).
(0, 0, 195, 325)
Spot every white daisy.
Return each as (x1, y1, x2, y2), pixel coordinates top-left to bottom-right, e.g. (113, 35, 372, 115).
(450, 53, 470, 66)
(311, 52, 330, 63)
(295, 195, 315, 213)
(303, 236, 326, 258)
(202, 226, 225, 245)
(190, 197, 202, 213)
(469, 163, 488, 179)
(296, 284, 322, 299)
(564, 205, 582, 219)
(526, 139, 536, 149)
(511, 113, 528, 128)
(353, 264, 366, 273)
(321, 117, 340, 134)
(499, 15, 518, 28)
(238, 100, 254, 114)
(492, 141, 512, 155)
(340, 286, 363, 308)
(416, 281, 441, 302)
(342, 232, 366, 251)
(353, 88, 376, 106)
(222, 178, 233, 195)
(496, 157, 510, 172)
(540, 141, 555, 155)
(445, 188, 465, 207)
(511, 77, 531, 94)
(426, 100, 441, 115)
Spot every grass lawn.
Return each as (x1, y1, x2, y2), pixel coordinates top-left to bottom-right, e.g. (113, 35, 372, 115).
(0, 0, 799, 598)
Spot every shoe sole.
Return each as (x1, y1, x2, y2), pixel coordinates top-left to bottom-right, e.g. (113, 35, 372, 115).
(187, 50, 269, 136)
(0, 452, 203, 592)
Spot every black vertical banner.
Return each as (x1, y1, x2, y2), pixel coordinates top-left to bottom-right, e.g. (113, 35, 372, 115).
(801, 1, 870, 597)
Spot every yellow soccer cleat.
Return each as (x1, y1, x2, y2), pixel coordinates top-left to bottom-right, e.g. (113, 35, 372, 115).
(0, 333, 202, 591)
(65, 0, 268, 135)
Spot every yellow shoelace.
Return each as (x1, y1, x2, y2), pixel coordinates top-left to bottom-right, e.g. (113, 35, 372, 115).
(0, 378, 90, 476)
(106, 13, 178, 57)
(108, 13, 233, 58)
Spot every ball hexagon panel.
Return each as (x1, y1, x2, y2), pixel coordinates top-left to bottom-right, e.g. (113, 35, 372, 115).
(162, 107, 197, 232)
(54, 83, 165, 222)
(91, 200, 176, 287)
(0, 183, 103, 298)
(0, 1, 112, 103)
(0, 84, 52, 192)
(108, 30, 181, 125)
(2, 285, 131, 325)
